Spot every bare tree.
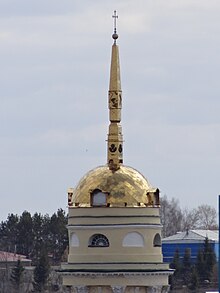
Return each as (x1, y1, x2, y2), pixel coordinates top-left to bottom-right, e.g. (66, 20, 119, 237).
(182, 204, 217, 230)
(161, 196, 218, 237)
(160, 195, 183, 237)
(196, 204, 217, 229)
(182, 208, 200, 230)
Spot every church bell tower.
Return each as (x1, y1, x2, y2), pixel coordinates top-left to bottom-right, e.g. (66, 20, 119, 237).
(60, 11, 173, 293)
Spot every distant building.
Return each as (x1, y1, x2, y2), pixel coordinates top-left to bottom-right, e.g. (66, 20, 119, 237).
(0, 250, 32, 268)
(162, 230, 218, 263)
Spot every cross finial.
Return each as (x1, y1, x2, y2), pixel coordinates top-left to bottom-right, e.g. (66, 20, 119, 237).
(112, 10, 118, 34)
(112, 10, 119, 43)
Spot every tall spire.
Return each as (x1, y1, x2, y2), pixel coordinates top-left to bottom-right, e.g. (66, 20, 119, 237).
(107, 11, 123, 171)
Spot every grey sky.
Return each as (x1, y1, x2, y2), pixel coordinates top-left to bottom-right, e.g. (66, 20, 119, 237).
(0, 0, 220, 220)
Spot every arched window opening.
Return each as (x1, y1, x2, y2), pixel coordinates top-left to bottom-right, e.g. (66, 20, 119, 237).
(91, 189, 107, 207)
(122, 232, 144, 247)
(155, 189, 160, 206)
(153, 233, 161, 247)
(88, 234, 109, 247)
(70, 233, 79, 247)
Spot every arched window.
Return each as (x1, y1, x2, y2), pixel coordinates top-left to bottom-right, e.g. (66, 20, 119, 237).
(91, 189, 107, 206)
(122, 232, 144, 247)
(88, 234, 109, 247)
(153, 233, 161, 247)
(70, 233, 79, 247)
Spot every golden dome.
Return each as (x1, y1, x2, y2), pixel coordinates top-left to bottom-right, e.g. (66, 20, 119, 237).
(72, 165, 159, 207)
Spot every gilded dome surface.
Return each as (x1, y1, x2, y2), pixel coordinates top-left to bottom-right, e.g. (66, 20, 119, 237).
(72, 165, 158, 206)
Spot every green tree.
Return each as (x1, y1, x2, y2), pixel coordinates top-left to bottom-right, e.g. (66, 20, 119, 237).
(31, 213, 50, 265)
(170, 248, 181, 271)
(196, 248, 205, 282)
(188, 266, 199, 291)
(10, 259, 24, 292)
(17, 211, 33, 257)
(0, 209, 68, 265)
(183, 248, 191, 269)
(33, 246, 50, 292)
(0, 213, 19, 252)
(170, 249, 181, 290)
(195, 238, 216, 285)
(182, 248, 192, 286)
(48, 209, 68, 264)
(203, 237, 216, 281)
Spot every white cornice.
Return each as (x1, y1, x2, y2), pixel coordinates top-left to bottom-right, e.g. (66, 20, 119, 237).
(60, 271, 173, 277)
(67, 224, 162, 230)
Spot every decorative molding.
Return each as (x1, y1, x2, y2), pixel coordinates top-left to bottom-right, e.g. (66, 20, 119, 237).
(111, 286, 125, 293)
(74, 286, 89, 293)
(67, 224, 162, 230)
(147, 286, 161, 293)
(61, 271, 173, 278)
(146, 286, 169, 293)
(68, 215, 160, 219)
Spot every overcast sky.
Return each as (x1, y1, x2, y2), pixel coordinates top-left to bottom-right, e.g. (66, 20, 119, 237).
(0, 0, 220, 221)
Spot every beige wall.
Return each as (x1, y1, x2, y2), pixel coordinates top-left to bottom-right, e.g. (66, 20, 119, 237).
(60, 206, 171, 290)
(68, 207, 162, 265)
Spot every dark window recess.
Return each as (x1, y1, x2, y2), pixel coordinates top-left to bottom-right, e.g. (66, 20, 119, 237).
(153, 233, 161, 247)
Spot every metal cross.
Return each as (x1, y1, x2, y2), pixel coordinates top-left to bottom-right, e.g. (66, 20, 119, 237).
(112, 10, 118, 33)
